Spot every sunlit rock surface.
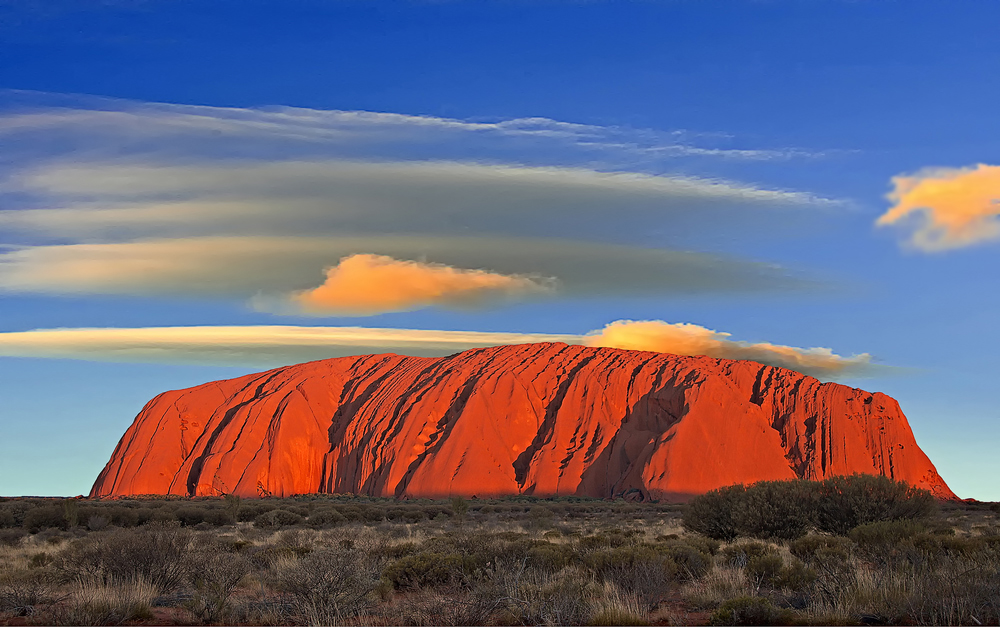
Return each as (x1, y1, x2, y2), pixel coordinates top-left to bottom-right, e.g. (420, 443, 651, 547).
(91, 343, 956, 500)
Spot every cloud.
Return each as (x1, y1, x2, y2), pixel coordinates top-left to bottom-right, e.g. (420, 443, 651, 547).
(0, 90, 829, 167)
(0, 160, 827, 242)
(282, 254, 554, 316)
(0, 236, 812, 300)
(0, 92, 836, 311)
(0, 325, 580, 367)
(585, 319, 872, 378)
(877, 164, 1000, 251)
(0, 320, 873, 379)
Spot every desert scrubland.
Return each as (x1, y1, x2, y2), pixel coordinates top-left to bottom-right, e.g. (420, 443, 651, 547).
(1, 476, 998, 626)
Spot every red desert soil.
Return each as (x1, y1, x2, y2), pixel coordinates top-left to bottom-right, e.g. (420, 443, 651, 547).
(91, 343, 955, 500)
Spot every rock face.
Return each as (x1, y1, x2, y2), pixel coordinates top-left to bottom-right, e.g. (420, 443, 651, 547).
(91, 343, 956, 501)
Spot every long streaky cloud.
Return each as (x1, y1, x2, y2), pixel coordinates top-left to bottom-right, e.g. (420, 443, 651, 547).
(0, 236, 814, 302)
(0, 321, 874, 379)
(0, 325, 580, 366)
(0, 90, 828, 165)
(877, 164, 1000, 251)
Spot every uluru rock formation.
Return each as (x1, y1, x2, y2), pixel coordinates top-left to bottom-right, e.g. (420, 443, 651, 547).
(91, 343, 955, 501)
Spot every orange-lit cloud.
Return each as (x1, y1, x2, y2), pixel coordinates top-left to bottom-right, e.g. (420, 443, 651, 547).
(877, 164, 1000, 251)
(0, 320, 875, 379)
(585, 320, 872, 377)
(285, 254, 554, 315)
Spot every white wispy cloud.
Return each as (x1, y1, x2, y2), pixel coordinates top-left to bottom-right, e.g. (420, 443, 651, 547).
(0, 321, 874, 380)
(0, 90, 829, 166)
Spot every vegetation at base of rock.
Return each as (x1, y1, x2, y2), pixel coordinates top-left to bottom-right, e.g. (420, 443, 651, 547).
(682, 475, 936, 541)
(0, 488, 996, 626)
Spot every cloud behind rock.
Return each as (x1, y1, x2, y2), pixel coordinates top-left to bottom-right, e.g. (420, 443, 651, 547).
(585, 319, 873, 378)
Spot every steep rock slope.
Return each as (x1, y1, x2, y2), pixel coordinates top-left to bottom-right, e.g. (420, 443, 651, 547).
(91, 343, 955, 500)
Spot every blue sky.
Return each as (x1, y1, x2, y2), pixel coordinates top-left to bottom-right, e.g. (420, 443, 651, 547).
(1, 0, 998, 499)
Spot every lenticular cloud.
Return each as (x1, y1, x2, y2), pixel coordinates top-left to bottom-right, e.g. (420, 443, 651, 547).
(0, 320, 875, 380)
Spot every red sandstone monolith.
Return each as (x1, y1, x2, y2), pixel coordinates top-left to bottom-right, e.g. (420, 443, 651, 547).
(90, 343, 956, 500)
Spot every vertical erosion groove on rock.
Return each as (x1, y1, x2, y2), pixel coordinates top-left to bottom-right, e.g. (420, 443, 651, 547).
(90, 343, 955, 500)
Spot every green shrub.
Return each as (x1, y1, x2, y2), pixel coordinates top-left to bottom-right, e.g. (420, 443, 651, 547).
(308, 508, 346, 528)
(721, 542, 776, 568)
(708, 596, 795, 626)
(659, 540, 712, 580)
(814, 474, 935, 535)
(527, 542, 576, 572)
(746, 554, 785, 590)
(788, 535, 852, 564)
(849, 519, 924, 546)
(174, 506, 211, 527)
(772, 559, 817, 593)
(682, 485, 745, 541)
(0, 509, 16, 529)
(23, 505, 66, 533)
(674, 534, 720, 556)
(383, 551, 464, 589)
(237, 501, 275, 522)
(253, 509, 304, 528)
(732, 480, 817, 540)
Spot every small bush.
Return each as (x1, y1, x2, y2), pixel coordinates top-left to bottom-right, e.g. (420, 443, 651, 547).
(772, 559, 817, 593)
(59, 525, 193, 594)
(849, 519, 925, 545)
(814, 474, 936, 535)
(307, 508, 346, 528)
(660, 540, 712, 580)
(682, 485, 745, 541)
(187, 554, 252, 623)
(237, 501, 276, 522)
(0, 509, 16, 529)
(732, 480, 816, 540)
(23, 505, 67, 533)
(746, 554, 785, 590)
(586, 546, 677, 610)
(0, 573, 54, 616)
(277, 549, 383, 622)
(253, 509, 304, 528)
(86, 515, 109, 532)
(55, 576, 157, 626)
(721, 542, 776, 568)
(383, 551, 465, 589)
(788, 535, 852, 564)
(527, 542, 576, 572)
(0, 528, 27, 547)
(709, 596, 795, 625)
